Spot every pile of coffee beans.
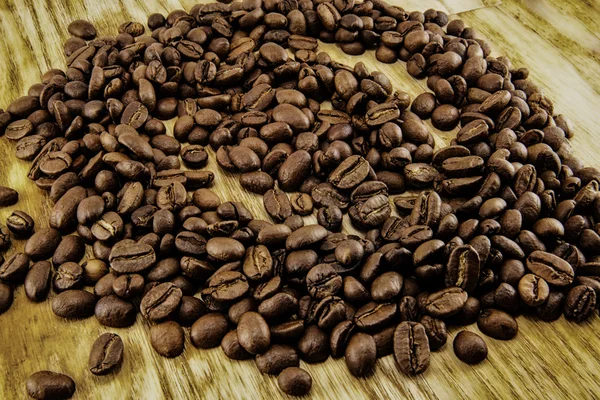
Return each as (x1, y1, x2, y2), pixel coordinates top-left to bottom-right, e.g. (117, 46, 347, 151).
(0, 0, 597, 398)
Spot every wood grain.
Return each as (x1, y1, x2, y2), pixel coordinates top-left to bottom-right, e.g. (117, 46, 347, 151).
(0, 0, 599, 399)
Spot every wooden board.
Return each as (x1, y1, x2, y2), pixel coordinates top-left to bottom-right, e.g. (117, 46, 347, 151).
(0, 0, 599, 398)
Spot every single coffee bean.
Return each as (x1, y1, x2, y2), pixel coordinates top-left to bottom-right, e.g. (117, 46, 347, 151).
(6, 210, 35, 237)
(26, 371, 76, 400)
(518, 274, 549, 307)
(237, 311, 271, 354)
(526, 250, 574, 286)
(88, 333, 124, 375)
(297, 324, 329, 363)
(53, 262, 83, 292)
(445, 245, 480, 293)
(453, 331, 488, 364)
(424, 287, 468, 318)
(52, 289, 96, 319)
(109, 241, 156, 273)
(477, 309, 518, 340)
(393, 321, 430, 375)
(150, 321, 185, 358)
(277, 367, 312, 397)
(140, 282, 182, 321)
(95, 295, 137, 327)
(256, 344, 300, 375)
(564, 285, 596, 322)
(0, 252, 30, 283)
(0, 186, 18, 207)
(191, 313, 229, 349)
(345, 332, 377, 377)
(24, 261, 52, 302)
(0, 282, 13, 315)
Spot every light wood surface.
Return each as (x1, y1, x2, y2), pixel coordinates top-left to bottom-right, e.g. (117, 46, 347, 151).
(1, 0, 599, 399)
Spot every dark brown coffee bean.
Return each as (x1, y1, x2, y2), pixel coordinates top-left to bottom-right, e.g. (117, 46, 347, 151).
(453, 331, 487, 364)
(345, 332, 376, 377)
(6, 210, 35, 237)
(243, 245, 273, 281)
(354, 302, 397, 332)
(26, 371, 76, 400)
(88, 333, 124, 375)
(0, 252, 30, 283)
(477, 309, 518, 340)
(0, 186, 18, 207)
(140, 282, 182, 321)
(0, 282, 13, 315)
(95, 295, 136, 328)
(52, 289, 96, 319)
(298, 324, 330, 362)
(564, 285, 596, 322)
(24, 261, 52, 302)
(277, 367, 312, 397)
(393, 321, 430, 375)
(191, 313, 229, 349)
(286, 225, 328, 250)
(424, 287, 468, 318)
(526, 250, 574, 286)
(150, 321, 185, 358)
(518, 274, 549, 307)
(53, 262, 83, 292)
(237, 311, 271, 354)
(221, 330, 252, 360)
(264, 188, 293, 222)
(256, 344, 299, 375)
(109, 241, 156, 273)
(306, 264, 342, 299)
(445, 245, 480, 293)
(329, 155, 370, 189)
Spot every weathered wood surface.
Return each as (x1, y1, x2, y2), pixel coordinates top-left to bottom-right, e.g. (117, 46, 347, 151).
(0, 0, 599, 398)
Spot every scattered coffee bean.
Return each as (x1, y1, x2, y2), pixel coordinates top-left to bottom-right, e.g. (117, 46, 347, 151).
(453, 331, 488, 364)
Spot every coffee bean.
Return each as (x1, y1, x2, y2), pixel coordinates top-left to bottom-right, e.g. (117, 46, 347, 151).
(89, 333, 124, 375)
(424, 287, 468, 318)
(297, 324, 329, 362)
(526, 250, 574, 286)
(445, 245, 480, 293)
(329, 155, 370, 190)
(0, 253, 30, 283)
(518, 274, 549, 307)
(345, 332, 376, 377)
(26, 371, 76, 400)
(95, 295, 137, 327)
(53, 262, 83, 292)
(6, 210, 35, 237)
(393, 321, 430, 375)
(140, 282, 182, 321)
(0, 186, 18, 207)
(277, 367, 312, 397)
(24, 261, 52, 302)
(453, 331, 487, 364)
(477, 309, 518, 340)
(256, 344, 299, 375)
(52, 289, 96, 319)
(564, 285, 596, 322)
(0, 282, 13, 315)
(150, 321, 185, 358)
(191, 313, 229, 349)
(263, 188, 292, 222)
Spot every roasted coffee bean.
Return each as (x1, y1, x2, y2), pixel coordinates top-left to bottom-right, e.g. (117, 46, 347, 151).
(354, 302, 397, 332)
(150, 321, 185, 358)
(477, 309, 518, 340)
(6, 210, 35, 237)
(140, 282, 182, 321)
(191, 313, 229, 349)
(53, 262, 83, 292)
(88, 333, 124, 375)
(345, 332, 377, 377)
(0, 252, 30, 283)
(297, 324, 329, 362)
(237, 311, 271, 354)
(518, 274, 549, 307)
(526, 250, 574, 286)
(393, 321, 430, 375)
(26, 371, 76, 400)
(52, 289, 96, 319)
(277, 367, 312, 397)
(0, 186, 18, 207)
(256, 344, 300, 375)
(453, 331, 488, 365)
(95, 295, 137, 327)
(0, 283, 13, 315)
(25, 261, 52, 302)
(564, 285, 596, 322)
(445, 245, 480, 293)
(424, 287, 468, 318)
(329, 155, 370, 190)
(109, 241, 156, 273)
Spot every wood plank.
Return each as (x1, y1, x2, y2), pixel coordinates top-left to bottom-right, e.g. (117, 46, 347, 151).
(0, 0, 599, 399)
